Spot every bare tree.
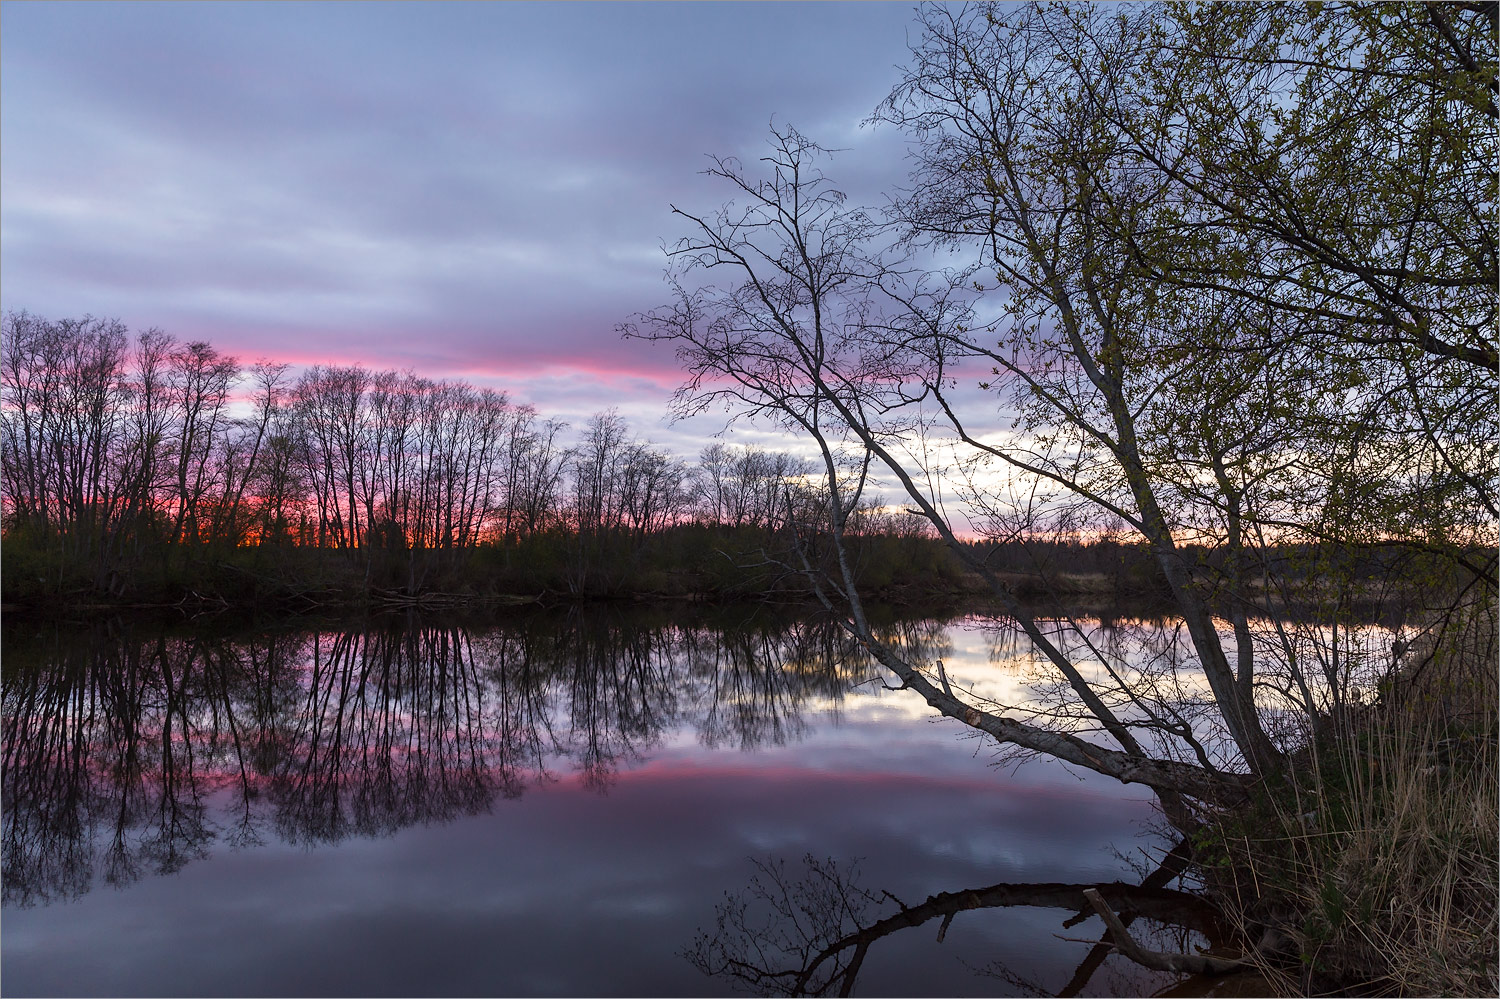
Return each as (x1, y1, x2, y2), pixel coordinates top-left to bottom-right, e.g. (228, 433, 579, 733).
(625, 126, 1246, 805)
(508, 410, 568, 538)
(694, 443, 808, 531)
(166, 341, 238, 546)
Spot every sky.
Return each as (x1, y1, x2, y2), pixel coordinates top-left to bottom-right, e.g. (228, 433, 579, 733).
(1, 1, 934, 457)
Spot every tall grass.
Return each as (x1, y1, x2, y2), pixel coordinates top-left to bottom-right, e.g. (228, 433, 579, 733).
(1204, 610, 1498, 995)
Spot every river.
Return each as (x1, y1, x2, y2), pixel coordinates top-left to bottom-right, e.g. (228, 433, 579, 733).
(3, 606, 1224, 997)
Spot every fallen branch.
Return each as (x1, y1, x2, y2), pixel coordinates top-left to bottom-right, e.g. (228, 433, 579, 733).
(1082, 888, 1246, 975)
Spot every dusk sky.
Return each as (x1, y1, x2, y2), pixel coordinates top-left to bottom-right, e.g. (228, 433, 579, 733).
(2, 1, 932, 455)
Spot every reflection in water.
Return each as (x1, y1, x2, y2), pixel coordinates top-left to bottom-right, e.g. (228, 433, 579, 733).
(686, 843, 1238, 998)
(6, 607, 1294, 997)
(2, 610, 876, 909)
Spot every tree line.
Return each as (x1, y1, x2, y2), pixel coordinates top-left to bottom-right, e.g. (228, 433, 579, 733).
(1, 309, 951, 600)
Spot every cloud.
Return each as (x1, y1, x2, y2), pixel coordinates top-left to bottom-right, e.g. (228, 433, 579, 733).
(2, 3, 920, 411)
(3, 1, 998, 491)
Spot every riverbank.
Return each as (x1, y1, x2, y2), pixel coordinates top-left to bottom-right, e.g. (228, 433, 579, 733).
(4, 525, 1190, 617)
(0, 526, 972, 612)
(1201, 611, 1498, 995)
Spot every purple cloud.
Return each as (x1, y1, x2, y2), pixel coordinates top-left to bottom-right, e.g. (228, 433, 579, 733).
(2, 2, 926, 447)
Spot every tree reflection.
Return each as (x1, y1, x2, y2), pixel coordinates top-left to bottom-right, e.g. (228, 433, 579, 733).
(692, 615, 864, 752)
(1, 609, 864, 906)
(266, 626, 499, 845)
(684, 842, 1232, 997)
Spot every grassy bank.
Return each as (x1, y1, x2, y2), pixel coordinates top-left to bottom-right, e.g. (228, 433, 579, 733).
(1199, 612, 1498, 995)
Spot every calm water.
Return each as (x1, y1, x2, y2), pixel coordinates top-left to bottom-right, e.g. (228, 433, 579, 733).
(2, 606, 1201, 997)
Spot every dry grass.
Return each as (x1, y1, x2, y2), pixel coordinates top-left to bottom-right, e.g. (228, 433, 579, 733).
(1204, 606, 1498, 996)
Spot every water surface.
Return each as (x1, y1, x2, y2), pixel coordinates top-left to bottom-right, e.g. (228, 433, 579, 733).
(3, 607, 1195, 997)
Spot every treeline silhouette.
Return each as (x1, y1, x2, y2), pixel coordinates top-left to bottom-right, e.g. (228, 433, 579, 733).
(2, 311, 1439, 612)
(0, 312, 966, 606)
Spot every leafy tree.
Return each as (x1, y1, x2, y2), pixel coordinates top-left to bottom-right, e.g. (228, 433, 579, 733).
(631, 2, 1495, 806)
